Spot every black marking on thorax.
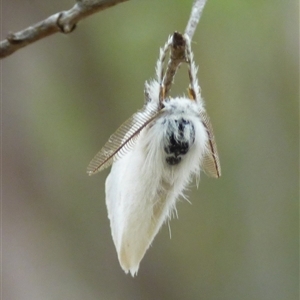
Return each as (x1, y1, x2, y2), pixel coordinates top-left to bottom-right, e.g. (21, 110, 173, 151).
(164, 118, 195, 165)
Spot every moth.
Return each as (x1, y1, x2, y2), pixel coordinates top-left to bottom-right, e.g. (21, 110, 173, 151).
(87, 33, 221, 276)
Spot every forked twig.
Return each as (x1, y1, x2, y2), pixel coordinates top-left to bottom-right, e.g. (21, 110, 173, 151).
(1, 0, 207, 61)
(0, 0, 129, 59)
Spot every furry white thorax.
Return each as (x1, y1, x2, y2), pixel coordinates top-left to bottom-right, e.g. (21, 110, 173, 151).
(105, 84, 208, 275)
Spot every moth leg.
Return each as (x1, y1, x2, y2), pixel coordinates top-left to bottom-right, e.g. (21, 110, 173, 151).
(184, 34, 202, 104)
(144, 35, 172, 105)
(155, 35, 173, 105)
(159, 84, 166, 104)
(156, 35, 173, 84)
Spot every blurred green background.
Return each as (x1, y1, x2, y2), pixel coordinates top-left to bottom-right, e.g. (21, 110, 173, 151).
(2, 0, 299, 299)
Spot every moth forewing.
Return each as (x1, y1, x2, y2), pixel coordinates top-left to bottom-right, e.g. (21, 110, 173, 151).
(87, 102, 161, 175)
(199, 110, 221, 178)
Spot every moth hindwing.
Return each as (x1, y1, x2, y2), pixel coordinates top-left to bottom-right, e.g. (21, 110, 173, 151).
(87, 102, 161, 175)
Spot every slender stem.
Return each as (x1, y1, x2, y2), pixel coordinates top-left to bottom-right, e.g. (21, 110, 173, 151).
(0, 0, 129, 59)
(184, 0, 208, 40)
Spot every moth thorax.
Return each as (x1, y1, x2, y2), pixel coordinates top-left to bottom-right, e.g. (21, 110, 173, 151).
(164, 118, 195, 165)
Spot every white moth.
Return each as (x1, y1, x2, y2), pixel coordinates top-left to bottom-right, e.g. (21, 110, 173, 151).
(87, 33, 221, 276)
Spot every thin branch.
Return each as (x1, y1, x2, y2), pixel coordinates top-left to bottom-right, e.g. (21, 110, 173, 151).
(163, 0, 208, 96)
(0, 0, 129, 59)
(184, 0, 208, 40)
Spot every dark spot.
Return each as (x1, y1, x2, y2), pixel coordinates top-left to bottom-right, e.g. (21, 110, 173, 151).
(166, 156, 182, 165)
(164, 118, 195, 166)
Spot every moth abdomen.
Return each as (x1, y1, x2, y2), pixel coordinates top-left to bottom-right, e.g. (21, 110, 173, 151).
(164, 118, 195, 165)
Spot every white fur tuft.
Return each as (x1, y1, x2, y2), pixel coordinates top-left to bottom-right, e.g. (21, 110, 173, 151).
(105, 95, 208, 276)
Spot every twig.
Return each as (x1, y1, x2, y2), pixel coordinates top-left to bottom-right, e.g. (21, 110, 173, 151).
(163, 0, 208, 96)
(184, 0, 208, 40)
(0, 0, 129, 59)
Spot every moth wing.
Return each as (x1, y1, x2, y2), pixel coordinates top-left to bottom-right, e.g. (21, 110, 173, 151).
(87, 103, 160, 175)
(199, 110, 221, 178)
